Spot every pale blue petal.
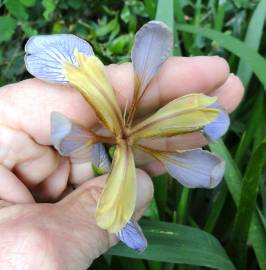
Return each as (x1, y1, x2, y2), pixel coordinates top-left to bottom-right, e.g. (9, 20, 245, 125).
(131, 21, 173, 99)
(92, 143, 111, 174)
(116, 220, 147, 252)
(50, 112, 93, 161)
(159, 149, 225, 188)
(203, 103, 230, 142)
(25, 34, 94, 83)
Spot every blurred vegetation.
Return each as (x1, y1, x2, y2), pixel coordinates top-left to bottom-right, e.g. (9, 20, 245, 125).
(1, 0, 266, 270)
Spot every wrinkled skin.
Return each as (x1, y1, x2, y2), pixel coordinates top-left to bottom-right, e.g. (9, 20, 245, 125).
(0, 57, 243, 270)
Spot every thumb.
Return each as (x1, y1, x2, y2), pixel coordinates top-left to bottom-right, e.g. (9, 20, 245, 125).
(57, 169, 153, 264)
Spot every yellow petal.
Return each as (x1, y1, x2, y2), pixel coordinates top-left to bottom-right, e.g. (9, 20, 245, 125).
(96, 141, 136, 233)
(63, 52, 123, 136)
(129, 94, 219, 142)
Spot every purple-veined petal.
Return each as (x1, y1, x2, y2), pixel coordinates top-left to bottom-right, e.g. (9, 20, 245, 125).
(203, 103, 230, 142)
(92, 143, 111, 174)
(116, 220, 147, 252)
(131, 20, 173, 102)
(154, 149, 225, 188)
(25, 34, 94, 83)
(50, 112, 95, 162)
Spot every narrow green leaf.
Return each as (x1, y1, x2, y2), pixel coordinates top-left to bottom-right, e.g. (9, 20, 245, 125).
(155, 0, 174, 30)
(176, 187, 190, 224)
(210, 141, 266, 270)
(237, 0, 266, 88)
(144, 0, 156, 19)
(156, 0, 181, 56)
(108, 220, 235, 270)
(214, 0, 226, 31)
(152, 174, 168, 220)
(176, 24, 266, 89)
(174, 0, 192, 52)
(204, 182, 228, 233)
(231, 140, 266, 269)
(0, 16, 17, 42)
(235, 91, 264, 167)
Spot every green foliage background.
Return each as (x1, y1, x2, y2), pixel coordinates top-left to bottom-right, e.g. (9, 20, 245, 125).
(1, 0, 266, 269)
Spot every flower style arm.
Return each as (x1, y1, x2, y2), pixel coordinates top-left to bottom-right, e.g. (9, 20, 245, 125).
(96, 141, 136, 233)
(92, 144, 147, 252)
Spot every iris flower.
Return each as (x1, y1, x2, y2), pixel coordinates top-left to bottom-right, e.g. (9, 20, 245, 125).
(24, 21, 229, 250)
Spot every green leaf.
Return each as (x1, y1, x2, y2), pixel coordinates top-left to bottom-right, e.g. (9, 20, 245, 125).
(155, 0, 174, 29)
(0, 16, 17, 42)
(42, 0, 57, 20)
(204, 182, 228, 233)
(152, 174, 168, 220)
(235, 91, 264, 168)
(214, 0, 226, 31)
(175, 187, 190, 224)
(19, 0, 36, 7)
(236, 0, 266, 88)
(108, 220, 235, 270)
(210, 141, 266, 270)
(156, 0, 181, 55)
(231, 140, 266, 269)
(144, 0, 156, 19)
(176, 24, 266, 89)
(5, 0, 28, 20)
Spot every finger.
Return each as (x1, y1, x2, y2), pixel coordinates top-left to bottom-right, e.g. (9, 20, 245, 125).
(0, 125, 61, 188)
(69, 161, 94, 186)
(60, 169, 153, 217)
(31, 159, 70, 202)
(135, 74, 244, 158)
(107, 56, 230, 116)
(57, 169, 153, 254)
(0, 165, 35, 203)
(0, 79, 93, 145)
(210, 73, 244, 113)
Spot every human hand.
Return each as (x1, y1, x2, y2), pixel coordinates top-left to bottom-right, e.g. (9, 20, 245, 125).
(0, 56, 243, 269)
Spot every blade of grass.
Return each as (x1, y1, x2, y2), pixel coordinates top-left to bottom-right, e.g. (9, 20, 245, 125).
(235, 90, 264, 168)
(214, 0, 226, 31)
(176, 24, 266, 88)
(175, 187, 190, 224)
(231, 140, 266, 269)
(174, 1, 193, 53)
(236, 0, 266, 88)
(152, 175, 168, 220)
(210, 140, 266, 270)
(108, 220, 235, 270)
(156, 0, 181, 56)
(204, 182, 228, 233)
